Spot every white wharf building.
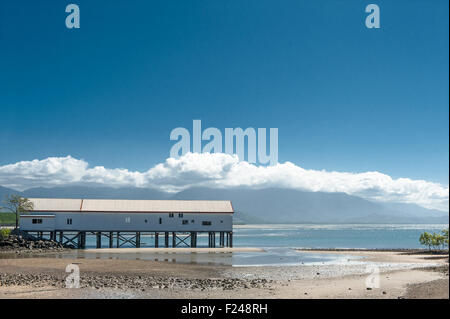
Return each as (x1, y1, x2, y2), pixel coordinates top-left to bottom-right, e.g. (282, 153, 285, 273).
(20, 198, 234, 248)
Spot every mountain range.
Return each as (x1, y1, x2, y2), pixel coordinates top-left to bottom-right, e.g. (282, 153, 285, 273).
(0, 185, 448, 224)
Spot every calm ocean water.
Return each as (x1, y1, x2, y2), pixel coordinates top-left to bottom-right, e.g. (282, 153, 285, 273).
(232, 224, 449, 249)
(82, 224, 448, 249)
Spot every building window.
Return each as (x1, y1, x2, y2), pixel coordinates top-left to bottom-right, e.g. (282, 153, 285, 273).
(178, 213, 183, 218)
(159, 217, 162, 224)
(144, 219, 148, 223)
(169, 213, 174, 218)
(220, 220, 223, 223)
(67, 218, 72, 225)
(32, 219, 42, 224)
(191, 220, 195, 223)
(182, 220, 189, 225)
(202, 221, 212, 226)
(125, 217, 131, 223)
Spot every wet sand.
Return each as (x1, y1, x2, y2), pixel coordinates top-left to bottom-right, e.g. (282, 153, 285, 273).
(295, 249, 449, 264)
(0, 249, 448, 299)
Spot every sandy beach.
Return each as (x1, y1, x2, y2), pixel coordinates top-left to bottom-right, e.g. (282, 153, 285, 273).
(0, 248, 448, 299)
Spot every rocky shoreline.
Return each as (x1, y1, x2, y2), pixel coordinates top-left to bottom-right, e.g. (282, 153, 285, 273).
(0, 234, 71, 254)
(0, 272, 272, 291)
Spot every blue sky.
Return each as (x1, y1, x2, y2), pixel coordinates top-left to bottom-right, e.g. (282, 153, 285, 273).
(0, 0, 448, 185)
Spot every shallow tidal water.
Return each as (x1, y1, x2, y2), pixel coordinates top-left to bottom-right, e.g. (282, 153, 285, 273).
(43, 247, 361, 267)
(2, 224, 447, 267)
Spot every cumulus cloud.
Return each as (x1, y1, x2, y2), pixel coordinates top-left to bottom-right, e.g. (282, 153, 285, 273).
(0, 153, 448, 211)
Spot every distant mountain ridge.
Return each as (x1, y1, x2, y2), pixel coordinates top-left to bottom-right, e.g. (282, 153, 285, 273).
(172, 187, 448, 224)
(0, 185, 448, 224)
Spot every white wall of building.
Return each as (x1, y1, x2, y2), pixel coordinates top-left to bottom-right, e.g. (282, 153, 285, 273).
(20, 215, 55, 231)
(20, 212, 232, 232)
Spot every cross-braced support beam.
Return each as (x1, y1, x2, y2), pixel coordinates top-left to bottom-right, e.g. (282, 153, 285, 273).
(61, 232, 81, 248)
(116, 233, 137, 248)
(173, 232, 191, 247)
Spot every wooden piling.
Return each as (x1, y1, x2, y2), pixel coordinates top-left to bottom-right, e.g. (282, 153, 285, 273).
(109, 232, 113, 248)
(219, 232, 224, 247)
(136, 232, 140, 248)
(96, 232, 101, 248)
(81, 232, 86, 249)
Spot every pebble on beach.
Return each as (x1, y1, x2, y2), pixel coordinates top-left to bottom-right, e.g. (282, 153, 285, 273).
(0, 272, 273, 292)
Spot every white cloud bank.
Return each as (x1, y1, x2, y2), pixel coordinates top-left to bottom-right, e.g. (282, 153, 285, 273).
(0, 153, 448, 211)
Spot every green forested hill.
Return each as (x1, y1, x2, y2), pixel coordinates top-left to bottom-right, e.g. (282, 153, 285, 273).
(0, 212, 15, 225)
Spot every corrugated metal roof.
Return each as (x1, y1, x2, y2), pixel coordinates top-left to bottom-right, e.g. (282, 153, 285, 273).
(28, 198, 234, 214)
(29, 198, 82, 211)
